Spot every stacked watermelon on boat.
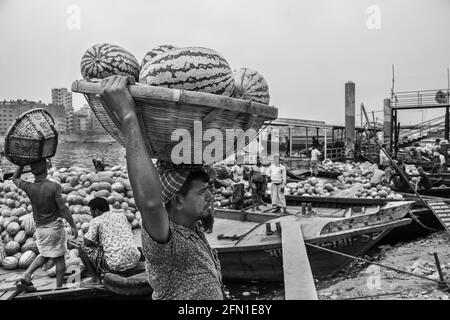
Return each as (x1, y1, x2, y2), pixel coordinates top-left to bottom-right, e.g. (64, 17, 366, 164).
(74, 43, 277, 164)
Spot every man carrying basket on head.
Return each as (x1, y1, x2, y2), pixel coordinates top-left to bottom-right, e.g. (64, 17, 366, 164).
(12, 159, 78, 291)
(98, 75, 223, 300)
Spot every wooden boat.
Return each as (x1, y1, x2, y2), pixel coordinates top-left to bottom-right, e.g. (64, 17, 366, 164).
(405, 160, 434, 171)
(288, 169, 341, 179)
(407, 172, 450, 186)
(209, 201, 412, 280)
(284, 194, 401, 208)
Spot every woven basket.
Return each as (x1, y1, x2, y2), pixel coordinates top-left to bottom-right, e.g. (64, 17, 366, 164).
(4, 108, 58, 166)
(71, 80, 278, 164)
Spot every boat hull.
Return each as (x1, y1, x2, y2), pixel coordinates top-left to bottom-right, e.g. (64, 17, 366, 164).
(213, 201, 413, 281)
(217, 219, 411, 281)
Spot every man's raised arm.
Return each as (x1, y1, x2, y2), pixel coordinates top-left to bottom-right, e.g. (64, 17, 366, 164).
(99, 75, 169, 243)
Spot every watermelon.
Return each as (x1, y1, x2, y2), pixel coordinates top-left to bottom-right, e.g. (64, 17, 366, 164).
(141, 44, 178, 68)
(12, 207, 27, 218)
(94, 190, 110, 198)
(14, 230, 27, 245)
(3, 233, 13, 245)
(18, 250, 36, 269)
(80, 43, 140, 81)
(139, 47, 234, 96)
(111, 182, 125, 193)
(13, 252, 22, 261)
(6, 222, 20, 236)
(1, 208, 12, 218)
(21, 238, 39, 254)
(5, 241, 20, 255)
(21, 214, 36, 236)
(61, 184, 74, 194)
(232, 67, 270, 104)
(2, 256, 18, 269)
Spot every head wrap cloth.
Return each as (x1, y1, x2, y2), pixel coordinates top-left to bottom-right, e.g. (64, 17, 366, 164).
(157, 160, 212, 205)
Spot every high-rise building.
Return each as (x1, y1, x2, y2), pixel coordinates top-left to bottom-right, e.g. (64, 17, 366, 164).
(52, 88, 73, 133)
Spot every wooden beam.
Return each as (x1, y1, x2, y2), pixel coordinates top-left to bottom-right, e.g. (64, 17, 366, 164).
(281, 219, 318, 300)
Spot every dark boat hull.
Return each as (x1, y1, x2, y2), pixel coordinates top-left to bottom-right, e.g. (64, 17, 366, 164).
(284, 195, 398, 208)
(396, 188, 450, 198)
(217, 219, 411, 281)
(213, 202, 413, 281)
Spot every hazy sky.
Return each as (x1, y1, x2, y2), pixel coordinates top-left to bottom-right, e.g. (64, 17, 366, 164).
(1, 0, 449, 126)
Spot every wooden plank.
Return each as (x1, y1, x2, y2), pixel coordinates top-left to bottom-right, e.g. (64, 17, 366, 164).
(281, 218, 318, 300)
(430, 206, 449, 209)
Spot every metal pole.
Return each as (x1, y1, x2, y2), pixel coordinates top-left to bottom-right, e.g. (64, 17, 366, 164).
(289, 126, 292, 157)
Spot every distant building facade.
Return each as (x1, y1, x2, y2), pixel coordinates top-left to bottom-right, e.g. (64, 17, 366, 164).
(0, 100, 67, 135)
(52, 88, 73, 133)
(72, 105, 106, 135)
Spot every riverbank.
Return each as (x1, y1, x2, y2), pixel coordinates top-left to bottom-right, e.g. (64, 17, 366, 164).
(226, 231, 450, 300)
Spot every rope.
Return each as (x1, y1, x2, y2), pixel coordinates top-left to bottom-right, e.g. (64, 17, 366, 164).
(305, 242, 446, 286)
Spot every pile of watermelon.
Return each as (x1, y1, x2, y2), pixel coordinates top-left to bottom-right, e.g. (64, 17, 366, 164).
(80, 43, 270, 105)
(0, 164, 141, 271)
(354, 184, 404, 200)
(0, 183, 39, 270)
(280, 177, 337, 197)
(213, 186, 253, 209)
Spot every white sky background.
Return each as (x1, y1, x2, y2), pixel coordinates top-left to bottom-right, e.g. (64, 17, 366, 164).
(0, 0, 449, 126)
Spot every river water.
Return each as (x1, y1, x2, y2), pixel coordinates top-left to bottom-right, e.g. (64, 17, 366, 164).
(1, 142, 126, 173)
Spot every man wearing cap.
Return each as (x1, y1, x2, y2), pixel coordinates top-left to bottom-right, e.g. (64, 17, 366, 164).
(76, 197, 141, 284)
(12, 159, 77, 290)
(99, 75, 222, 300)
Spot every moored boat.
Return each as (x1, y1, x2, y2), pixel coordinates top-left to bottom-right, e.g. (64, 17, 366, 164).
(209, 201, 413, 280)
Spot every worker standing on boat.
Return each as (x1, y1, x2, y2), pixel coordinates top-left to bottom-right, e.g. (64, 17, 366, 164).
(12, 159, 78, 291)
(230, 157, 245, 183)
(249, 156, 266, 211)
(266, 155, 287, 214)
(310, 146, 321, 177)
(76, 197, 141, 284)
(99, 75, 223, 300)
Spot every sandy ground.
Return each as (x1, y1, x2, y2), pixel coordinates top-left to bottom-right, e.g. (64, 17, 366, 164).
(225, 231, 450, 300)
(317, 231, 450, 300)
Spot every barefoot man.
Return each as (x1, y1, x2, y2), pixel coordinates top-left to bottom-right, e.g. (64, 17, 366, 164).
(13, 159, 77, 290)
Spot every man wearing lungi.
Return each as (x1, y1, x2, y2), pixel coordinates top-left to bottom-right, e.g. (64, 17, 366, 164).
(13, 159, 78, 290)
(77, 197, 141, 283)
(266, 155, 287, 213)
